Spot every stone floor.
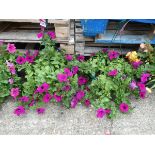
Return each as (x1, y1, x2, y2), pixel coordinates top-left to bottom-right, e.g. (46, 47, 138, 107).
(0, 91, 154, 135)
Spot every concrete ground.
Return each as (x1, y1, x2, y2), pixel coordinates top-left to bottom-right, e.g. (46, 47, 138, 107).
(0, 92, 154, 135)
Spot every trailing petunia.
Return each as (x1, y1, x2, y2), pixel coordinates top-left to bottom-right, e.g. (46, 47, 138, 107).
(119, 103, 129, 113)
(7, 43, 16, 53)
(96, 108, 106, 118)
(108, 50, 119, 61)
(108, 69, 118, 77)
(57, 73, 68, 82)
(16, 56, 26, 65)
(14, 106, 25, 116)
(43, 93, 52, 103)
(10, 88, 20, 99)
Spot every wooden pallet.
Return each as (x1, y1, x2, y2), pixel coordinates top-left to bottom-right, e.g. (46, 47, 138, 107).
(0, 19, 75, 54)
(75, 19, 155, 55)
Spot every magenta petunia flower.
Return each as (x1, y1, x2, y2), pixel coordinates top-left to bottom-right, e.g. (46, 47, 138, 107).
(47, 31, 56, 39)
(14, 106, 25, 116)
(19, 96, 29, 102)
(25, 55, 34, 63)
(7, 43, 16, 53)
(76, 90, 85, 101)
(71, 97, 78, 108)
(78, 76, 87, 86)
(72, 66, 79, 75)
(105, 109, 111, 115)
(64, 68, 73, 77)
(62, 85, 71, 91)
(77, 55, 85, 62)
(36, 83, 50, 94)
(84, 99, 91, 107)
(65, 54, 73, 61)
(129, 80, 137, 90)
(53, 93, 62, 102)
(16, 56, 26, 65)
(96, 108, 106, 118)
(57, 73, 68, 82)
(10, 88, 19, 99)
(108, 50, 119, 60)
(137, 83, 146, 92)
(6, 61, 16, 74)
(102, 48, 108, 53)
(33, 50, 39, 57)
(108, 69, 118, 77)
(36, 107, 45, 114)
(132, 61, 143, 69)
(43, 93, 52, 103)
(8, 78, 14, 84)
(37, 32, 43, 39)
(140, 73, 150, 83)
(119, 103, 129, 113)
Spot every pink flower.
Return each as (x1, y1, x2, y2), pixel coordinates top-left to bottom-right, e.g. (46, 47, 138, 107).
(19, 96, 29, 102)
(129, 80, 137, 90)
(10, 88, 19, 99)
(33, 50, 39, 57)
(64, 68, 73, 77)
(57, 73, 68, 82)
(16, 56, 26, 65)
(76, 90, 85, 101)
(65, 54, 73, 61)
(53, 93, 62, 102)
(26, 55, 34, 63)
(29, 100, 35, 107)
(72, 66, 79, 74)
(71, 97, 78, 108)
(137, 83, 146, 99)
(36, 107, 45, 114)
(105, 109, 111, 115)
(78, 76, 87, 86)
(96, 108, 106, 118)
(43, 93, 52, 103)
(7, 43, 16, 53)
(47, 31, 56, 39)
(119, 103, 129, 113)
(62, 85, 71, 91)
(108, 50, 119, 60)
(140, 73, 150, 83)
(37, 32, 43, 39)
(108, 69, 118, 76)
(77, 55, 85, 62)
(132, 61, 143, 69)
(8, 78, 14, 84)
(36, 83, 50, 94)
(84, 99, 91, 107)
(14, 106, 25, 116)
(6, 61, 16, 74)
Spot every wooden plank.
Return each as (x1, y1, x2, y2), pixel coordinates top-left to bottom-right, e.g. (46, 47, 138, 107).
(0, 19, 40, 23)
(48, 19, 70, 25)
(55, 26, 69, 38)
(76, 34, 94, 42)
(60, 44, 74, 54)
(95, 31, 154, 44)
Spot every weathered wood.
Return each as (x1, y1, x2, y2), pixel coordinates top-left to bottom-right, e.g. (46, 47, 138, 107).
(60, 44, 74, 54)
(48, 19, 70, 25)
(0, 19, 40, 23)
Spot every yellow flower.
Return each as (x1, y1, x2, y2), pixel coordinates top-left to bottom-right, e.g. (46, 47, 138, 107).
(146, 87, 152, 93)
(126, 51, 138, 62)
